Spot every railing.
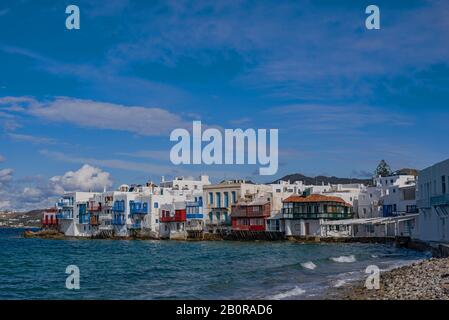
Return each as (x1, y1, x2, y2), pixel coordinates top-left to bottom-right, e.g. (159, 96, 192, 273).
(186, 213, 203, 220)
(112, 218, 125, 225)
(56, 212, 72, 219)
(281, 209, 353, 220)
(430, 194, 449, 206)
(57, 200, 74, 207)
(129, 202, 148, 215)
(112, 201, 125, 212)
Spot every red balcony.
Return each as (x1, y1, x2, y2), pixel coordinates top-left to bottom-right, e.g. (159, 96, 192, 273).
(231, 217, 266, 231)
(42, 216, 58, 226)
(160, 209, 186, 223)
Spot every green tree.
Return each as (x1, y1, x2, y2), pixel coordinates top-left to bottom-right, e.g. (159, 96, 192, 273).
(374, 160, 392, 177)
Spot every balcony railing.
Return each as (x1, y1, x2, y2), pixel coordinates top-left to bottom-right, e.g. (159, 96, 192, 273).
(112, 218, 125, 225)
(281, 209, 352, 220)
(129, 202, 148, 215)
(186, 213, 204, 220)
(56, 212, 73, 219)
(430, 194, 449, 207)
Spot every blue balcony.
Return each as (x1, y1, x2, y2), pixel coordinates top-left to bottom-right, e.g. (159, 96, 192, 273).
(56, 212, 72, 219)
(79, 214, 90, 224)
(129, 201, 148, 215)
(186, 213, 204, 220)
(112, 216, 125, 225)
(112, 200, 125, 212)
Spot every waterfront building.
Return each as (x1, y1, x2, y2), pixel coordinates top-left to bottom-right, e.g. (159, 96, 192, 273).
(357, 186, 382, 219)
(56, 192, 99, 237)
(281, 194, 353, 237)
(416, 158, 449, 242)
(42, 208, 58, 230)
(231, 195, 271, 232)
(203, 180, 271, 233)
(185, 196, 204, 237)
(159, 201, 187, 240)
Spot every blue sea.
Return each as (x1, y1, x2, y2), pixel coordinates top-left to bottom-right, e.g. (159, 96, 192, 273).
(0, 228, 430, 300)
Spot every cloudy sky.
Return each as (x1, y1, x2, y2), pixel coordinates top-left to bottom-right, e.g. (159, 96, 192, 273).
(1, 0, 449, 210)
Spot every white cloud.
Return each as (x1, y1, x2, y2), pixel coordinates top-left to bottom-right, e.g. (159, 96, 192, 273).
(0, 165, 113, 211)
(7, 133, 58, 145)
(0, 96, 191, 136)
(50, 164, 113, 192)
(0, 168, 13, 184)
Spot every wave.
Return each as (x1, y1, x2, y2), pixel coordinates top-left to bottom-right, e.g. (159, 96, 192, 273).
(330, 255, 356, 263)
(371, 254, 378, 258)
(301, 261, 317, 270)
(268, 286, 306, 300)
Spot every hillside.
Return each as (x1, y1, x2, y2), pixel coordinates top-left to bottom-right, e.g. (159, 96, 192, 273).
(271, 173, 372, 185)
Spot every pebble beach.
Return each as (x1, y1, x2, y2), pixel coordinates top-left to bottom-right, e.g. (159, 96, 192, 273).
(336, 257, 449, 300)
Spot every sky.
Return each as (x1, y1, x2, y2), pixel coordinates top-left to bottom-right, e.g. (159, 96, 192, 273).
(1, 0, 449, 210)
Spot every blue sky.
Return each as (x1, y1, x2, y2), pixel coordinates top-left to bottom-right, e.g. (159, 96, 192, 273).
(1, 0, 449, 210)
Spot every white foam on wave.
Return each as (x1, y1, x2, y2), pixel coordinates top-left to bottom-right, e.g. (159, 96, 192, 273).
(333, 279, 347, 288)
(269, 287, 306, 300)
(371, 254, 378, 258)
(301, 261, 317, 270)
(330, 255, 356, 263)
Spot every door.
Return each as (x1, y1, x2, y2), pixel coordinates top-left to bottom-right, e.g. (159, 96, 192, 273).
(305, 223, 310, 235)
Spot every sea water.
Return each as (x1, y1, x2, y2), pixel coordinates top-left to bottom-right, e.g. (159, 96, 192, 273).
(0, 228, 430, 300)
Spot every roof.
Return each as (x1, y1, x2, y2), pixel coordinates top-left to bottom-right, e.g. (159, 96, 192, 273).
(282, 194, 351, 206)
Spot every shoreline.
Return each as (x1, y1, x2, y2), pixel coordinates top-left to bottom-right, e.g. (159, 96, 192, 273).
(328, 257, 449, 300)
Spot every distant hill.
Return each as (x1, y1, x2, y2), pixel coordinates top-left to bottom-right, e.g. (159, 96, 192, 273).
(0, 209, 46, 228)
(392, 168, 419, 176)
(270, 173, 372, 186)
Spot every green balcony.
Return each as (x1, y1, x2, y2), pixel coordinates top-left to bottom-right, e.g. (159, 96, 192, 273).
(430, 194, 449, 206)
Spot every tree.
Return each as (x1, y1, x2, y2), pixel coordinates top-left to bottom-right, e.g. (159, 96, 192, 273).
(374, 160, 392, 177)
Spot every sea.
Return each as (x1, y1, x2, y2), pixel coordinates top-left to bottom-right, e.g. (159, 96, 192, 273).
(0, 228, 430, 300)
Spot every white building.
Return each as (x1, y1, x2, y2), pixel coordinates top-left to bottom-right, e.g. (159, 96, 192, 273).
(417, 158, 449, 242)
(56, 191, 99, 237)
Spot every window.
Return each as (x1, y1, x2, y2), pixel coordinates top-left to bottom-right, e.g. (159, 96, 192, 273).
(224, 192, 229, 207)
(154, 202, 158, 208)
(209, 192, 213, 204)
(232, 191, 236, 204)
(216, 193, 221, 207)
(209, 212, 213, 222)
(442, 176, 446, 194)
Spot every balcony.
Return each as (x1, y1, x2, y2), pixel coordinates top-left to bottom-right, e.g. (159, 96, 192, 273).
(57, 200, 74, 208)
(129, 202, 148, 215)
(430, 194, 449, 207)
(281, 209, 353, 220)
(186, 213, 204, 220)
(112, 201, 125, 212)
(56, 212, 73, 219)
(112, 217, 125, 225)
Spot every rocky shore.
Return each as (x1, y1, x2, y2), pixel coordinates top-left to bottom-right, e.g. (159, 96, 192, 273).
(335, 257, 449, 300)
